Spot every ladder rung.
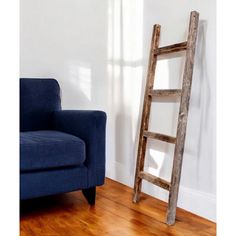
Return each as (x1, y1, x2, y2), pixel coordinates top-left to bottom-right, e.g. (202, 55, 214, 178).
(139, 171, 170, 190)
(149, 89, 182, 98)
(155, 42, 187, 56)
(143, 131, 176, 144)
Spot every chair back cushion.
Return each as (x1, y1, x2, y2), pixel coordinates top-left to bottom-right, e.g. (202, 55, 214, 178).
(20, 78, 61, 131)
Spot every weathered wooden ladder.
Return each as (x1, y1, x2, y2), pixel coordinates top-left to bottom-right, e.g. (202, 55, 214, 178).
(133, 11, 199, 225)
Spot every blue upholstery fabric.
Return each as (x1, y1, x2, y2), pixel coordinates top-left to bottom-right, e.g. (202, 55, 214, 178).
(20, 130, 86, 172)
(53, 110, 106, 187)
(20, 79, 61, 131)
(20, 166, 88, 200)
(20, 78, 106, 200)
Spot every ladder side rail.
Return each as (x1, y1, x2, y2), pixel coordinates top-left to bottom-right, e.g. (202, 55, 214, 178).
(133, 24, 161, 202)
(166, 11, 199, 225)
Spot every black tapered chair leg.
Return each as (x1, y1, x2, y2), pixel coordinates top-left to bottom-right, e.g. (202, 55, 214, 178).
(82, 187, 96, 205)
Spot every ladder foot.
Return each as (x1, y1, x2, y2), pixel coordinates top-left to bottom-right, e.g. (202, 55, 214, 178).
(133, 192, 140, 203)
(166, 216, 176, 226)
(166, 209, 176, 226)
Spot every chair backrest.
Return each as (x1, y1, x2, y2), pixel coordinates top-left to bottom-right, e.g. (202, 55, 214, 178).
(20, 78, 61, 131)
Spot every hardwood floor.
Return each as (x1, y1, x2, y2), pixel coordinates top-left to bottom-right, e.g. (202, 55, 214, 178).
(20, 178, 216, 236)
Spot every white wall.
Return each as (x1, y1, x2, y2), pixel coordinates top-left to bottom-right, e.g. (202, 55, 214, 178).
(20, 0, 216, 221)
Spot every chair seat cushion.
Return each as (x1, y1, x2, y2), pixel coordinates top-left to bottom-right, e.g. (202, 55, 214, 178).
(20, 130, 86, 172)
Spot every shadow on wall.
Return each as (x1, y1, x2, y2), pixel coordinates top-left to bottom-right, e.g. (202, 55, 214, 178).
(182, 20, 213, 191)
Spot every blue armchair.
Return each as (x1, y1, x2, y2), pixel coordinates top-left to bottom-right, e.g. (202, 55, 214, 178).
(20, 78, 106, 204)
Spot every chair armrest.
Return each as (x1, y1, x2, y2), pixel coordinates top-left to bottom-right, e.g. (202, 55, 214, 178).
(53, 110, 107, 187)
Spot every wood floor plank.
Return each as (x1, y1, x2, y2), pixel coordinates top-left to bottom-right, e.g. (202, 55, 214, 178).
(20, 178, 216, 236)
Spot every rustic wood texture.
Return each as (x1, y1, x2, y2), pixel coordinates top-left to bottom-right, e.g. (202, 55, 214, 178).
(167, 11, 199, 225)
(139, 171, 170, 190)
(20, 178, 216, 236)
(149, 89, 182, 98)
(143, 131, 176, 144)
(155, 41, 187, 56)
(133, 11, 200, 226)
(133, 24, 161, 203)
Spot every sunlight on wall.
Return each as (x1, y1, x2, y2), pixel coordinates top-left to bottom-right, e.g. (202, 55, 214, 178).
(106, 0, 174, 180)
(145, 59, 171, 177)
(108, 0, 121, 60)
(107, 0, 144, 176)
(147, 149, 165, 176)
(69, 64, 92, 101)
(106, 0, 180, 188)
(154, 59, 170, 89)
(107, 63, 121, 107)
(122, 0, 143, 62)
(78, 66, 91, 100)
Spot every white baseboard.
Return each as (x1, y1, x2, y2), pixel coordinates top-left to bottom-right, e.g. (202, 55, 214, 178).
(106, 161, 216, 222)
